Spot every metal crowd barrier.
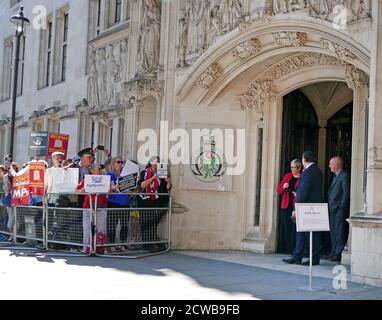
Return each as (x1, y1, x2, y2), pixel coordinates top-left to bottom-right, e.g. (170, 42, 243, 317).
(0, 192, 172, 259)
(93, 193, 172, 259)
(0, 192, 12, 243)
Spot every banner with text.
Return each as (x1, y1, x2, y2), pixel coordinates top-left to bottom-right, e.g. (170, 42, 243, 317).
(11, 168, 30, 207)
(29, 162, 45, 196)
(48, 132, 69, 159)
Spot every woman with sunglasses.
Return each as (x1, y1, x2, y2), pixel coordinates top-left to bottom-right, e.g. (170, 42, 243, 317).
(277, 159, 303, 255)
(106, 157, 130, 253)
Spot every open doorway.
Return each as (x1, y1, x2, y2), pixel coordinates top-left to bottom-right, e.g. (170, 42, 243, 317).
(277, 87, 353, 255)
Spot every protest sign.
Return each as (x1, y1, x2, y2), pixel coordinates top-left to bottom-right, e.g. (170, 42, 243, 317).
(84, 175, 111, 193)
(48, 132, 69, 159)
(29, 162, 45, 196)
(11, 167, 30, 207)
(51, 168, 79, 193)
(119, 160, 140, 192)
(29, 132, 49, 157)
(157, 163, 169, 179)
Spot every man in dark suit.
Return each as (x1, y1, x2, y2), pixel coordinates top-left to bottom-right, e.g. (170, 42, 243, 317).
(283, 151, 324, 266)
(328, 156, 350, 262)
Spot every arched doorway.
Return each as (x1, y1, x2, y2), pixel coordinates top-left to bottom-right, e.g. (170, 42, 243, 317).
(277, 87, 353, 255)
(277, 89, 319, 254)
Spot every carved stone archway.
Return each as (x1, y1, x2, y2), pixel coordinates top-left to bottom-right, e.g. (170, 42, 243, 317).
(174, 18, 370, 254)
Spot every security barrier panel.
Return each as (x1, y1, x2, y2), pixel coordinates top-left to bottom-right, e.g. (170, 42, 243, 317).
(0, 191, 171, 259)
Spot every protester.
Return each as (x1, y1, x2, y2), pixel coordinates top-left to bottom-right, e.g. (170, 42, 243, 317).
(277, 159, 302, 254)
(106, 156, 130, 253)
(77, 163, 108, 254)
(328, 156, 350, 262)
(138, 156, 171, 252)
(0, 165, 11, 241)
(283, 151, 324, 266)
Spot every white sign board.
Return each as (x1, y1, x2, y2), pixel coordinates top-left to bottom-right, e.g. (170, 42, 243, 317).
(51, 168, 79, 193)
(84, 175, 111, 193)
(295, 203, 330, 232)
(120, 160, 140, 178)
(157, 163, 168, 179)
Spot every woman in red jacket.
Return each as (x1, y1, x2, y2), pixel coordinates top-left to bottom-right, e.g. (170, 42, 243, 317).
(277, 159, 302, 254)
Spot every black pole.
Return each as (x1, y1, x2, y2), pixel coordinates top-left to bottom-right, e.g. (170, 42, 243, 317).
(9, 31, 21, 165)
(9, 8, 25, 166)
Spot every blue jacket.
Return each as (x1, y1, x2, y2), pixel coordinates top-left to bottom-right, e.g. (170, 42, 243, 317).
(296, 163, 324, 204)
(107, 171, 129, 206)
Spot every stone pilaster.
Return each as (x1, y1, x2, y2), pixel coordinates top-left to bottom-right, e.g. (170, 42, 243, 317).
(317, 120, 327, 173)
(366, 0, 382, 215)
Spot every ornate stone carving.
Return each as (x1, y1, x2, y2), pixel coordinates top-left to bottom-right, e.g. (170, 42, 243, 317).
(261, 53, 343, 81)
(88, 39, 129, 109)
(238, 52, 346, 118)
(273, 31, 308, 47)
(137, 0, 161, 76)
(196, 62, 223, 89)
(230, 38, 262, 59)
(182, 0, 247, 67)
(320, 38, 356, 60)
(238, 80, 276, 125)
(120, 78, 164, 109)
(345, 65, 369, 89)
(273, 0, 371, 23)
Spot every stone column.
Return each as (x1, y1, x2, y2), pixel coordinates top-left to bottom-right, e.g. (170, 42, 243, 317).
(111, 117, 120, 156)
(93, 118, 100, 149)
(351, 85, 369, 214)
(366, 0, 382, 215)
(317, 120, 327, 173)
(121, 0, 129, 21)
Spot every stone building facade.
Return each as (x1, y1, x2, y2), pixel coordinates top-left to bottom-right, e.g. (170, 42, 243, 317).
(0, 0, 382, 286)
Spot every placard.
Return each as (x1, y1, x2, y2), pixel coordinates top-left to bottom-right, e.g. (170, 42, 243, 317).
(11, 167, 30, 207)
(29, 131, 49, 157)
(51, 168, 79, 194)
(29, 162, 45, 196)
(157, 163, 168, 179)
(118, 173, 138, 193)
(84, 175, 111, 193)
(295, 203, 330, 232)
(119, 160, 140, 192)
(48, 132, 69, 159)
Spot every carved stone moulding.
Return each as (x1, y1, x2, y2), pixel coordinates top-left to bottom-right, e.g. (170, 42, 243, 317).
(196, 62, 224, 90)
(272, 31, 308, 47)
(320, 38, 356, 60)
(230, 38, 262, 59)
(345, 64, 369, 89)
(120, 78, 164, 109)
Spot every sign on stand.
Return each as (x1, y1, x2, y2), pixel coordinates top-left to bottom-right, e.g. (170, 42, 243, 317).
(295, 203, 330, 292)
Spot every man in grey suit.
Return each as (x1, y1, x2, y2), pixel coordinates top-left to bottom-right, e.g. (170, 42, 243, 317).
(328, 156, 350, 262)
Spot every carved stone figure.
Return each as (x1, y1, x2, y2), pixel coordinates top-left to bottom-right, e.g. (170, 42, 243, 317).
(273, 0, 283, 14)
(220, 0, 244, 33)
(96, 48, 107, 106)
(87, 51, 99, 108)
(177, 18, 188, 67)
(109, 44, 122, 105)
(120, 39, 129, 82)
(137, 0, 161, 76)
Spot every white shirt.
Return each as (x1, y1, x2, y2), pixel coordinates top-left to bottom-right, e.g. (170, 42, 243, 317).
(304, 162, 314, 171)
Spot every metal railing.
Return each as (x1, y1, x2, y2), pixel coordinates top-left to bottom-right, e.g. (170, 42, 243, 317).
(0, 192, 172, 258)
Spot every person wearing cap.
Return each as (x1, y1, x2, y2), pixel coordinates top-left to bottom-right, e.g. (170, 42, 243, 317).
(45, 151, 65, 206)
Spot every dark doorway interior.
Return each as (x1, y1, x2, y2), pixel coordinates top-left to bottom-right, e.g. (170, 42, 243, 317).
(278, 90, 318, 254)
(277, 89, 353, 255)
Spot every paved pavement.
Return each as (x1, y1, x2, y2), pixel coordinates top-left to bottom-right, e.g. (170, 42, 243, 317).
(1, 247, 382, 300)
